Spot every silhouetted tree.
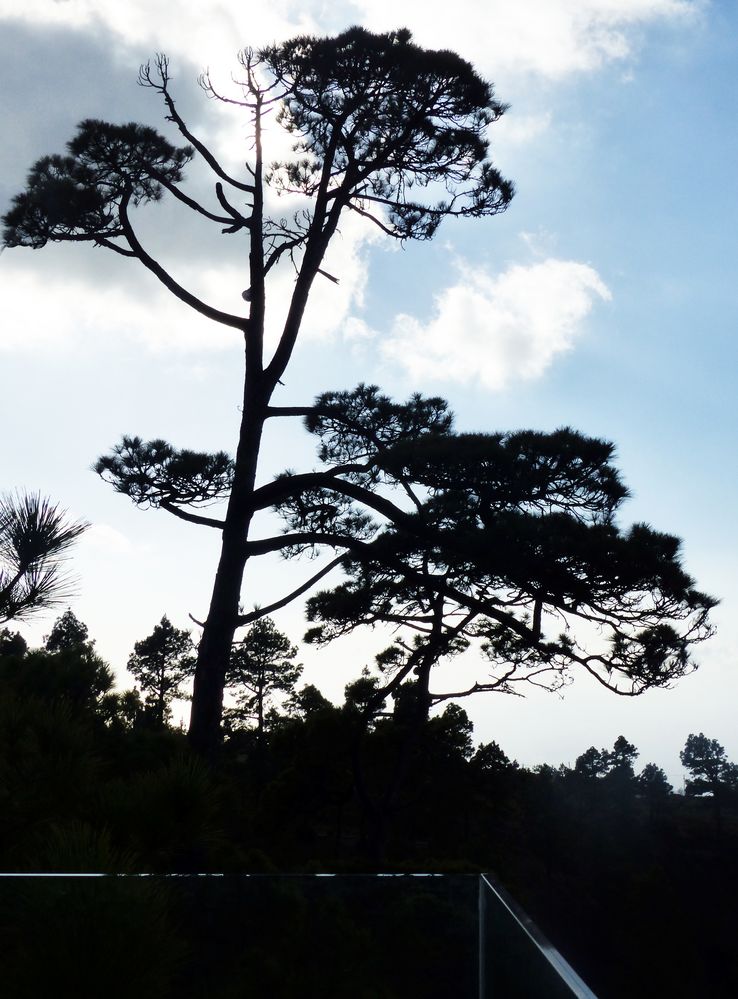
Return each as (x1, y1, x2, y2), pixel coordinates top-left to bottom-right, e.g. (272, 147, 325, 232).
(606, 735, 639, 780)
(574, 746, 611, 780)
(472, 740, 519, 776)
(2, 28, 513, 753)
(98, 688, 147, 732)
(286, 683, 334, 719)
(680, 733, 737, 796)
(297, 395, 714, 729)
(680, 733, 738, 834)
(0, 628, 27, 657)
(45, 609, 91, 652)
(573, 737, 639, 799)
(0, 493, 87, 624)
(638, 763, 673, 819)
(225, 616, 301, 742)
(343, 668, 387, 721)
(638, 762, 672, 796)
(0, 644, 114, 710)
(127, 616, 195, 726)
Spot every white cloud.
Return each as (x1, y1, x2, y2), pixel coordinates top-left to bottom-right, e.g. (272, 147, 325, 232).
(494, 112, 553, 146)
(81, 523, 134, 555)
(381, 257, 611, 389)
(0, 210, 377, 355)
(351, 0, 700, 80)
(343, 317, 377, 341)
(0, 259, 237, 354)
(519, 229, 559, 257)
(0, 2, 320, 67)
(0, 0, 701, 83)
(0, 1, 687, 369)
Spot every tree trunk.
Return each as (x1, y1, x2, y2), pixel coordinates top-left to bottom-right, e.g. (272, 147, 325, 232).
(188, 110, 338, 755)
(188, 380, 266, 755)
(189, 101, 268, 757)
(256, 682, 265, 746)
(360, 657, 436, 863)
(157, 675, 166, 728)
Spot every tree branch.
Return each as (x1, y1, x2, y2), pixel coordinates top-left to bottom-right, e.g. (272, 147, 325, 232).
(346, 201, 398, 238)
(243, 528, 538, 649)
(263, 233, 306, 276)
(236, 553, 348, 625)
(96, 239, 137, 257)
(215, 182, 252, 231)
(152, 174, 238, 226)
(140, 55, 255, 193)
(265, 406, 316, 419)
(249, 470, 410, 526)
(243, 531, 362, 557)
(118, 192, 248, 331)
(160, 501, 225, 530)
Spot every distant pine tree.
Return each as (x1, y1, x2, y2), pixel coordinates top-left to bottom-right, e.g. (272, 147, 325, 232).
(127, 616, 195, 727)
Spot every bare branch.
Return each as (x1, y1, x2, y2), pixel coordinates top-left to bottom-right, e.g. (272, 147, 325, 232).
(265, 406, 316, 419)
(159, 501, 225, 530)
(118, 191, 248, 332)
(346, 200, 400, 239)
(317, 268, 339, 284)
(215, 182, 252, 231)
(250, 470, 409, 526)
(140, 54, 255, 193)
(96, 239, 137, 257)
(152, 174, 238, 225)
(263, 233, 307, 276)
(237, 553, 348, 625)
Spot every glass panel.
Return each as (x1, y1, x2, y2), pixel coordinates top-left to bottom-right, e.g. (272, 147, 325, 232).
(0, 874, 478, 999)
(0, 872, 597, 997)
(478, 874, 598, 999)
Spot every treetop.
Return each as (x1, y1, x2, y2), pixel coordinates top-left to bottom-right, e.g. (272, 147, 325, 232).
(262, 25, 514, 239)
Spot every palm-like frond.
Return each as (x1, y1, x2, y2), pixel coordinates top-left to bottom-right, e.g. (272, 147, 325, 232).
(0, 492, 88, 623)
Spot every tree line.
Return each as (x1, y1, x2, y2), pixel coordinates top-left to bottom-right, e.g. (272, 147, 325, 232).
(0, 610, 736, 995)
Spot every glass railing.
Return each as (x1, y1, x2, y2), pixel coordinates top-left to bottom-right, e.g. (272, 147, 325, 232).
(0, 873, 597, 997)
(478, 873, 598, 998)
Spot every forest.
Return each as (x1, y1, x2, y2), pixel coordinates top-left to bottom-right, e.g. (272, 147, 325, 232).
(1, 23, 734, 999)
(0, 610, 736, 997)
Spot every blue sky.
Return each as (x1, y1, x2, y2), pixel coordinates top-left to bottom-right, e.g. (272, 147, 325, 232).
(1, 0, 736, 783)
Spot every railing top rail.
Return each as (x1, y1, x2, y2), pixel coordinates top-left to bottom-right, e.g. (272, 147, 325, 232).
(0, 871, 464, 878)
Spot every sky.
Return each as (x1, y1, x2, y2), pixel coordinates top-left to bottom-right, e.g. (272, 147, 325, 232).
(1, 0, 736, 784)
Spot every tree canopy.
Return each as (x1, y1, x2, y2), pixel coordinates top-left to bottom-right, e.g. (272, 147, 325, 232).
(3, 121, 192, 251)
(45, 609, 91, 653)
(278, 386, 715, 714)
(681, 733, 738, 797)
(261, 26, 512, 240)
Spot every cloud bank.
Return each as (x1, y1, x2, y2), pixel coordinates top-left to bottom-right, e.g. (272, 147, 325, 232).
(352, 0, 699, 80)
(380, 258, 611, 389)
(0, 0, 700, 81)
